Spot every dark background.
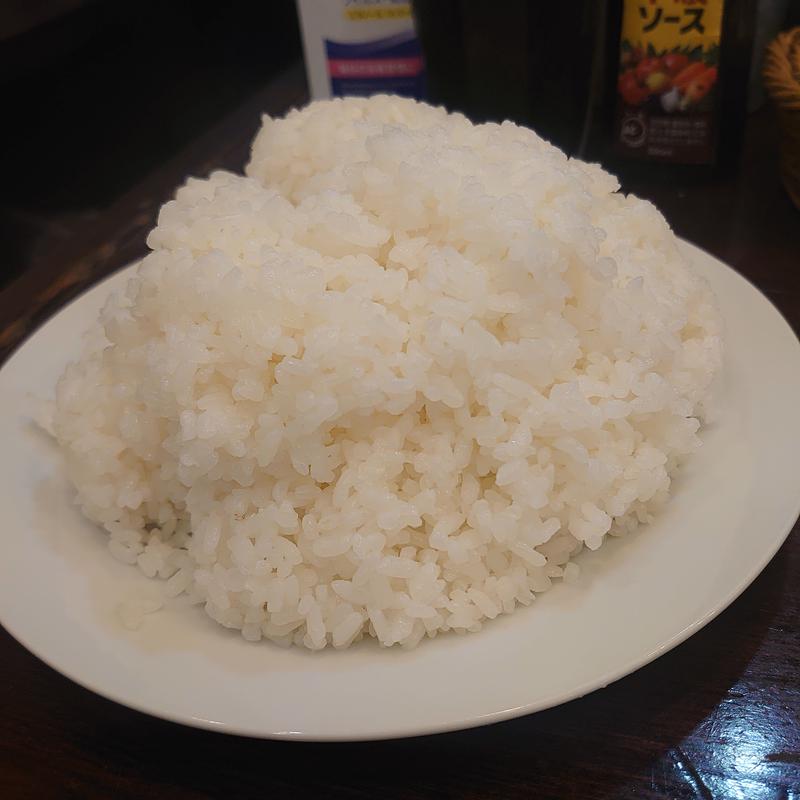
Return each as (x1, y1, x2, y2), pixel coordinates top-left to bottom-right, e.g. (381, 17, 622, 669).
(1, 0, 300, 290)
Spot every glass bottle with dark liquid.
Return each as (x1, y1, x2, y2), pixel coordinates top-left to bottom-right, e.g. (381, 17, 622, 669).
(412, 0, 605, 157)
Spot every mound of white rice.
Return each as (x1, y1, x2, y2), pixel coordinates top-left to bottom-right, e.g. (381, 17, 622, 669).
(53, 96, 722, 649)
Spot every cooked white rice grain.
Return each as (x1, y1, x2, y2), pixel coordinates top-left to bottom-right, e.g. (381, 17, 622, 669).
(53, 96, 722, 649)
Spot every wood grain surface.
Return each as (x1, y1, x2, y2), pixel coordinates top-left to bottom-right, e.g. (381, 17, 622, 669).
(1, 64, 798, 800)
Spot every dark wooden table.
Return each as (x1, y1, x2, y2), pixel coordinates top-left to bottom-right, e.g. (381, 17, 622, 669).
(1, 65, 799, 800)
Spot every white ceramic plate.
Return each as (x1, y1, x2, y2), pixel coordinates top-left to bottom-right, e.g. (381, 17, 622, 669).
(1, 240, 799, 741)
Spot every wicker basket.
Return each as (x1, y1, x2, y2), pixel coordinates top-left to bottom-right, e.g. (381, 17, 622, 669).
(763, 27, 800, 210)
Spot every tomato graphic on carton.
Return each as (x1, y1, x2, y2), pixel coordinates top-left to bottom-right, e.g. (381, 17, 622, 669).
(617, 40, 718, 113)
